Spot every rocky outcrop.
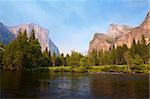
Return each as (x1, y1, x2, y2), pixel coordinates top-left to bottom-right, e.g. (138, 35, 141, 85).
(89, 11, 150, 53)
(0, 23, 59, 55)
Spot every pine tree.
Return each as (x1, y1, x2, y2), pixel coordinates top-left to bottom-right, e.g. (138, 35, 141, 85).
(52, 53, 56, 66)
(27, 30, 43, 68)
(65, 54, 70, 66)
(88, 50, 99, 66)
(48, 50, 52, 65)
(13, 51, 24, 70)
(42, 47, 50, 66)
(79, 57, 89, 66)
(130, 38, 138, 56)
(141, 34, 146, 45)
(2, 40, 17, 70)
(69, 51, 83, 66)
(0, 42, 4, 68)
(60, 53, 64, 66)
(2, 29, 44, 70)
(55, 56, 61, 66)
(140, 35, 148, 63)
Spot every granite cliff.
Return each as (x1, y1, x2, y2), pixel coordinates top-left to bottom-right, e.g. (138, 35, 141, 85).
(89, 11, 150, 53)
(0, 23, 59, 55)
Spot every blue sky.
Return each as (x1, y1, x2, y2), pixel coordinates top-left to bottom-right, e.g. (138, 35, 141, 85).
(0, 0, 149, 54)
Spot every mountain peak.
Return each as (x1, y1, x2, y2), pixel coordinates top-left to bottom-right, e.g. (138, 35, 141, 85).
(144, 10, 150, 21)
(89, 11, 150, 53)
(0, 23, 60, 55)
(139, 10, 150, 30)
(0, 22, 4, 27)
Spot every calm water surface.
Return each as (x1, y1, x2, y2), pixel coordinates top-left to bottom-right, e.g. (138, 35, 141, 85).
(0, 71, 149, 99)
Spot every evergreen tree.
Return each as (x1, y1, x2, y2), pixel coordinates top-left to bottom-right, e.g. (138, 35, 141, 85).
(48, 50, 52, 65)
(114, 45, 128, 65)
(140, 35, 149, 63)
(88, 50, 98, 66)
(13, 50, 24, 70)
(79, 57, 89, 66)
(69, 51, 83, 66)
(65, 54, 70, 66)
(141, 34, 146, 45)
(130, 38, 138, 56)
(2, 29, 44, 70)
(52, 53, 56, 66)
(2, 40, 17, 70)
(55, 56, 61, 66)
(0, 42, 4, 68)
(27, 30, 43, 68)
(123, 51, 133, 69)
(97, 51, 103, 65)
(42, 47, 51, 66)
(100, 51, 110, 65)
(60, 53, 64, 66)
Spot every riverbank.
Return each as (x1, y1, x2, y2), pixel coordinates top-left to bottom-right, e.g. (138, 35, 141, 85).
(30, 64, 150, 74)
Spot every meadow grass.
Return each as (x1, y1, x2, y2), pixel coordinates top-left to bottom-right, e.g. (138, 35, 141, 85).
(39, 64, 149, 73)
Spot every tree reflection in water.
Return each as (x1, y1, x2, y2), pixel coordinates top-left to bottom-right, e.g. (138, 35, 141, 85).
(90, 74, 149, 98)
(0, 72, 149, 98)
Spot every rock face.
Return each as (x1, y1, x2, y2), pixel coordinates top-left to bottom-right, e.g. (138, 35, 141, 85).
(89, 11, 150, 53)
(0, 22, 15, 44)
(0, 23, 59, 55)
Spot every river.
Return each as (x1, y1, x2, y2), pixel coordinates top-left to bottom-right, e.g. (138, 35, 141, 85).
(0, 71, 149, 98)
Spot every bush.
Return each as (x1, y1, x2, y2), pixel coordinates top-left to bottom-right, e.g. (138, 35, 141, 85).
(101, 65, 129, 72)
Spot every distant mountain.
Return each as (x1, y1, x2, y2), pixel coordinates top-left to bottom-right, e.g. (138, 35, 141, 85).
(89, 11, 150, 53)
(0, 23, 59, 55)
(0, 22, 15, 44)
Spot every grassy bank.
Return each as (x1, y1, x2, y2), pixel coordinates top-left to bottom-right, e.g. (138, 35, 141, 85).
(33, 64, 150, 74)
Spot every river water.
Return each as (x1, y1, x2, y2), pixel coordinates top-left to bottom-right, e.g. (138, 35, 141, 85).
(0, 71, 149, 99)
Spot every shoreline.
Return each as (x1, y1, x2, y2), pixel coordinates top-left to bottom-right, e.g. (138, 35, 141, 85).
(29, 65, 150, 74)
(1, 65, 149, 74)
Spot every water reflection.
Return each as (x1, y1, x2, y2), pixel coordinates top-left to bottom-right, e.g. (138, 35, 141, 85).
(0, 71, 149, 98)
(90, 74, 149, 98)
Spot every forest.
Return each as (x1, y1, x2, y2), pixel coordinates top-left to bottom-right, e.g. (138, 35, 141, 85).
(0, 30, 149, 73)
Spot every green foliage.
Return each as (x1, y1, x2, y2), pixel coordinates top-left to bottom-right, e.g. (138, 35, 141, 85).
(123, 51, 132, 69)
(79, 57, 89, 66)
(55, 56, 61, 66)
(66, 51, 83, 66)
(65, 54, 70, 66)
(52, 53, 56, 66)
(2, 29, 51, 70)
(88, 50, 99, 66)
(0, 42, 4, 68)
(130, 35, 149, 64)
(47, 65, 133, 73)
(132, 55, 144, 66)
(42, 47, 51, 66)
(99, 51, 110, 65)
(101, 65, 128, 73)
(114, 45, 128, 65)
(1, 28, 149, 73)
(2, 39, 18, 70)
(130, 55, 144, 70)
(124, 51, 144, 71)
(60, 53, 65, 66)
(13, 51, 24, 70)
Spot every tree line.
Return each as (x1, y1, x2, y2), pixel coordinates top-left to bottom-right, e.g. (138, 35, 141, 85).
(0, 29, 52, 70)
(0, 30, 149, 70)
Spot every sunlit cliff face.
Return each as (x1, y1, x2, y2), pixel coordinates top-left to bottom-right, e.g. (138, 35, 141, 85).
(89, 11, 150, 53)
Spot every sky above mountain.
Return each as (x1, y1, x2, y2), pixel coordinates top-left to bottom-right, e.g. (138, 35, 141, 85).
(0, 0, 149, 54)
